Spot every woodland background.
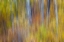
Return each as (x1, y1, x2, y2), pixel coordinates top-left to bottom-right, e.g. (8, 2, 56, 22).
(0, 0, 64, 42)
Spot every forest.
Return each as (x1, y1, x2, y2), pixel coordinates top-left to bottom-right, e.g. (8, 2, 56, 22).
(0, 0, 64, 42)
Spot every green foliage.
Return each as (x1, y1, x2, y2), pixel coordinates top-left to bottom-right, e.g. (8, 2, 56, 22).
(35, 24, 47, 42)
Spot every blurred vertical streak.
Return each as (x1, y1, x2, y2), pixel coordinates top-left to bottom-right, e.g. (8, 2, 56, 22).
(13, 0, 18, 19)
(13, 0, 22, 42)
(3, 0, 7, 42)
(54, 0, 58, 41)
(11, 13, 14, 42)
(16, 0, 22, 42)
(54, 0, 58, 34)
(10, 0, 15, 42)
(46, 0, 50, 28)
(26, 0, 32, 25)
(3, 20, 7, 42)
(39, 0, 44, 24)
(26, 0, 31, 38)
